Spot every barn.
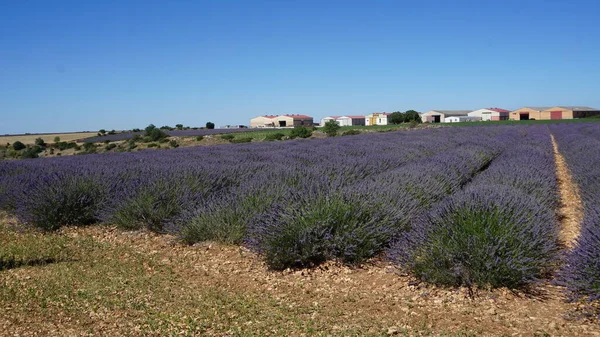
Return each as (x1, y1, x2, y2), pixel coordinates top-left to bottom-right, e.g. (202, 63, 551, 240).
(421, 110, 473, 123)
(276, 114, 314, 127)
(337, 116, 366, 126)
(509, 107, 552, 120)
(468, 108, 511, 121)
(250, 115, 278, 128)
(544, 106, 600, 119)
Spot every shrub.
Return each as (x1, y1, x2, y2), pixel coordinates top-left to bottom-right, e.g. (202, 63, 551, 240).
(12, 141, 25, 151)
(180, 194, 260, 245)
(34, 138, 46, 147)
(342, 129, 361, 136)
(388, 112, 406, 124)
(20, 146, 43, 159)
(105, 177, 210, 233)
(144, 124, 168, 142)
(106, 143, 117, 151)
(221, 134, 235, 141)
(195, 136, 204, 141)
(558, 209, 600, 301)
(389, 185, 559, 289)
(83, 142, 97, 153)
(14, 174, 106, 231)
(323, 120, 341, 137)
(231, 137, 252, 144)
(289, 126, 312, 139)
(264, 132, 285, 141)
(169, 140, 179, 148)
(248, 188, 417, 270)
(147, 143, 158, 148)
(53, 136, 61, 142)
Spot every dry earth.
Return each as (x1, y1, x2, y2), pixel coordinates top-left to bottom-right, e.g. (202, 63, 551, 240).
(1, 222, 599, 337)
(0, 132, 96, 145)
(551, 134, 583, 249)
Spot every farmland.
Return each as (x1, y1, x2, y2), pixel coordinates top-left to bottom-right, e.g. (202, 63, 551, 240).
(0, 132, 96, 145)
(1, 124, 600, 335)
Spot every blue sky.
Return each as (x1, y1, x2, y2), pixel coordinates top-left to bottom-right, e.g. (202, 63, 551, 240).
(1, 0, 599, 133)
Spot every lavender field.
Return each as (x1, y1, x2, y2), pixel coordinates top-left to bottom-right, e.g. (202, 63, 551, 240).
(1, 124, 598, 295)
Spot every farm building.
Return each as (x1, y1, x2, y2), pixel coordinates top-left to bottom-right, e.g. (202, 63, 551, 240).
(509, 107, 552, 120)
(468, 108, 511, 121)
(276, 114, 314, 127)
(543, 106, 600, 119)
(444, 116, 482, 123)
(250, 114, 313, 128)
(337, 116, 366, 126)
(250, 115, 278, 128)
(421, 110, 473, 123)
(320, 116, 341, 126)
(365, 113, 391, 126)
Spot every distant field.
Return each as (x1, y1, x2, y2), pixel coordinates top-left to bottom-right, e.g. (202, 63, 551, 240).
(0, 132, 96, 145)
(82, 128, 255, 143)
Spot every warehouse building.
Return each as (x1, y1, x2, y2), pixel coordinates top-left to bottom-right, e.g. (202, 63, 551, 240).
(421, 110, 473, 123)
(337, 116, 366, 126)
(544, 106, 600, 119)
(509, 107, 552, 120)
(468, 108, 511, 121)
(250, 114, 313, 128)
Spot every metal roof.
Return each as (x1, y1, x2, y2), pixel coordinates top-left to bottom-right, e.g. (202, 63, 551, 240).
(523, 107, 553, 111)
(556, 106, 598, 111)
(429, 110, 473, 116)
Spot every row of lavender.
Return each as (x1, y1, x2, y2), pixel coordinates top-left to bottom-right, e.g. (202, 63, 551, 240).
(389, 125, 560, 287)
(551, 123, 600, 301)
(0, 125, 561, 288)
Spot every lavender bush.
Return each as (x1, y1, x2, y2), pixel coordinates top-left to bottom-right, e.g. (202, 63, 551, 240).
(390, 185, 559, 288)
(389, 125, 561, 288)
(551, 123, 600, 301)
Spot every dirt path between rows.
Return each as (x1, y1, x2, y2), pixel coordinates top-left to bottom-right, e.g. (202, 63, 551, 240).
(551, 134, 583, 249)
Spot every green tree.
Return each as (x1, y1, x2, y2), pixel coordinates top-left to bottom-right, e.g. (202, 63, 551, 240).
(99, 129, 106, 135)
(12, 141, 26, 151)
(34, 137, 46, 147)
(388, 111, 406, 124)
(404, 110, 422, 123)
(144, 124, 168, 142)
(175, 124, 184, 130)
(323, 119, 341, 137)
(53, 136, 61, 142)
(206, 122, 215, 129)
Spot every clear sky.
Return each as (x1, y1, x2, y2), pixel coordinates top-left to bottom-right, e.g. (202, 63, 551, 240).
(1, 0, 599, 134)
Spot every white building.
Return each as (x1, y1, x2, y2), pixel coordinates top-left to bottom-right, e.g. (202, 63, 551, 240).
(468, 108, 511, 121)
(320, 116, 341, 126)
(337, 116, 366, 126)
(365, 112, 390, 126)
(444, 116, 482, 123)
(421, 110, 473, 123)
